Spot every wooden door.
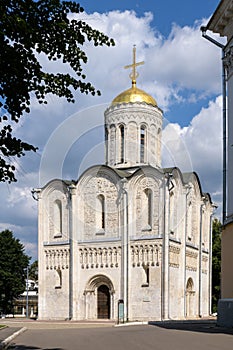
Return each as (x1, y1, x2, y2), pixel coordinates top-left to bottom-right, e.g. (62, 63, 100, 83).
(97, 285, 110, 319)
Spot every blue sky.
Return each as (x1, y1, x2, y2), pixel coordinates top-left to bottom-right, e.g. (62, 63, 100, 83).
(0, 0, 223, 260)
(80, 0, 220, 37)
(77, 0, 222, 126)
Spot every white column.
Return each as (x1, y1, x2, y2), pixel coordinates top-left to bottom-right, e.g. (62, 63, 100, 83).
(162, 175, 169, 320)
(119, 178, 129, 322)
(68, 183, 77, 320)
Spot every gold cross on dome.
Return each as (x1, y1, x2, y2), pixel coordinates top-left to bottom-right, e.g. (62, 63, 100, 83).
(124, 45, 144, 84)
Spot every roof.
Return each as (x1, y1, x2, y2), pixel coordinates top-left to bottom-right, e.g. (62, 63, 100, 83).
(206, 0, 233, 36)
(111, 82, 157, 107)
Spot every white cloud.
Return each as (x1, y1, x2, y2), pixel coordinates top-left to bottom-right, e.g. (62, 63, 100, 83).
(162, 95, 222, 212)
(72, 11, 222, 109)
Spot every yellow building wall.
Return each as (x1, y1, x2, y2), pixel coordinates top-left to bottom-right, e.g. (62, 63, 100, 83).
(221, 221, 233, 298)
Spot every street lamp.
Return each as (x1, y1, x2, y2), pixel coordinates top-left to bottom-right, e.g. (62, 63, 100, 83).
(26, 266, 29, 318)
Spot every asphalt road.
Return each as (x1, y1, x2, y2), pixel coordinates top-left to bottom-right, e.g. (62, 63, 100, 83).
(7, 322, 233, 350)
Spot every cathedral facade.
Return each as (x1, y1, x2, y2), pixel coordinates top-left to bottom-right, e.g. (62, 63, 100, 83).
(35, 50, 214, 321)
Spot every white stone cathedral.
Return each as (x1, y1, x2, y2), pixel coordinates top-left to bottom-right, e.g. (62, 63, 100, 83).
(35, 48, 214, 321)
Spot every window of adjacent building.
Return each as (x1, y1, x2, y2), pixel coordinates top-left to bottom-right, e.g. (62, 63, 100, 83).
(140, 125, 146, 163)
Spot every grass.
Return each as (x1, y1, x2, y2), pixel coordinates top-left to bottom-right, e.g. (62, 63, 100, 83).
(0, 325, 7, 329)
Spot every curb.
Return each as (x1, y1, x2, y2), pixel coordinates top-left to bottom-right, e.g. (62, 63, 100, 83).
(0, 327, 27, 349)
(115, 321, 148, 327)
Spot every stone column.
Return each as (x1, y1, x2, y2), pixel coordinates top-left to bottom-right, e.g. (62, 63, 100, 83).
(68, 183, 77, 320)
(162, 175, 169, 320)
(119, 178, 129, 322)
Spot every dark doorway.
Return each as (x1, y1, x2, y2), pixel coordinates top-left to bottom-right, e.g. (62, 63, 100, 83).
(97, 285, 110, 319)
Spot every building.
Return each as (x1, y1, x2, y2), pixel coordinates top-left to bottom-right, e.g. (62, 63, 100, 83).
(203, 0, 233, 326)
(13, 280, 38, 318)
(34, 48, 214, 321)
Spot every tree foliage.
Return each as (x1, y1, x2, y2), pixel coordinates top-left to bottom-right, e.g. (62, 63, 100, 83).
(0, 230, 30, 314)
(28, 260, 38, 281)
(0, 0, 115, 183)
(212, 218, 221, 313)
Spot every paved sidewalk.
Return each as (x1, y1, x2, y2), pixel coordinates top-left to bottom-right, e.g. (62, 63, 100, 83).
(0, 326, 25, 349)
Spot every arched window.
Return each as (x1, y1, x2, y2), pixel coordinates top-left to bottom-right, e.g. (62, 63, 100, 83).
(169, 191, 175, 234)
(186, 277, 195, 317)
(55, 268, 62, 289)
(140, 125, 146, 163)
(145, 188, 152, 228)
(97, 194, 105, 231)
(187, 198, 192, 242)
(105, 126, 109, 164)
(142, 188, 152, 231)
(54, 200, 62, 236)
(157, 128, 161, 159)
(119, 125, 125, 163)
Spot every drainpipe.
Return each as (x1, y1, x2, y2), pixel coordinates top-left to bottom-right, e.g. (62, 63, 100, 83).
(209, 205, 217, 313)
(209, 213, 214, 315)
(201, 26, 227, 224)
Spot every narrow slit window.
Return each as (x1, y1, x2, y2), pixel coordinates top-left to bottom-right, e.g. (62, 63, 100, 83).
(145, 189, 152, 227)
(146, 267, 150, 285)
(55, 268, 62, 289)
(54, 199, 62, 236)
(97, 194, 105, 230)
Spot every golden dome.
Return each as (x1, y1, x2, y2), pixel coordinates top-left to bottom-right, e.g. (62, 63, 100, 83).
(112, 82, 157, 107)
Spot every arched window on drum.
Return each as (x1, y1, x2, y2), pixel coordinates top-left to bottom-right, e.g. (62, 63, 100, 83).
(140, 125, 146, 163)
(119, 125, 125, 163)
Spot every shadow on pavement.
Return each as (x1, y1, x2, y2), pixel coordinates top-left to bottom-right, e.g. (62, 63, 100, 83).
(149, 320, 233, 335)
(8, 346, 64, 350)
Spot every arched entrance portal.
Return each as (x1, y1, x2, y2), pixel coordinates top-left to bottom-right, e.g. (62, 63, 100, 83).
(84, 274, 114, 320)
(97, 285, 110, 319)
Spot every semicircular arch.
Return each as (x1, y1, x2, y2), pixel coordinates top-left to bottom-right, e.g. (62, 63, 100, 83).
(85, 274, 115, 294)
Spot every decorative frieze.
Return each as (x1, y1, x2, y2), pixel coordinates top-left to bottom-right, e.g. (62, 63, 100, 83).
(186, 250, 198, 271)
(131, 243, 160, 267)
(45, 248, 69, 270)
(202, 254, 209, 274)
(169, 245, 180, 268)
(224, 47, 233, 79)
(79, 246, 121, 269)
